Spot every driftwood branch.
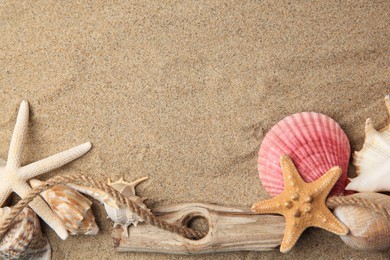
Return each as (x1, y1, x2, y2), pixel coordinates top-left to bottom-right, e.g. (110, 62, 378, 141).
(113, 203, 285, 254)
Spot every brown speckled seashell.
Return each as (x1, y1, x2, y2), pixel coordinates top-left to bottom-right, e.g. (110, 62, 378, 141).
(0, 207, 51, 260)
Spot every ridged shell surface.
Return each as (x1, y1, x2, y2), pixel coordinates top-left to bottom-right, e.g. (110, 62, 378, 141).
(332, 192, 390, 250)
(106, 177, 150, 236)
(346, 95, 390, 192)
(0, 207, 51, 260)
(30, 179, 99, 235)
(258, 112, 350, 196)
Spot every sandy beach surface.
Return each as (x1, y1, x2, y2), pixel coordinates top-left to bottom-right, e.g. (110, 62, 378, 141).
(1, 1, 389, 259)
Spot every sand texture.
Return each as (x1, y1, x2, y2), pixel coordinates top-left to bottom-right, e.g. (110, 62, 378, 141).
(1, 1, 390, 259)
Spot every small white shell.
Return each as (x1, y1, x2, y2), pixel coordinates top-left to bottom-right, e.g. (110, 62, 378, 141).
(346, 95, 390, 192)
(332, 193, 390, 250)
(69, 177, 149, 236)
(0, 207, 51, 260)
(30, 179, 99, 236)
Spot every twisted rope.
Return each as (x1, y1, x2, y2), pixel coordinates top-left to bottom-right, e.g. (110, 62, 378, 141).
(0, 173, 206, 241)
(327, 195, 390, 218)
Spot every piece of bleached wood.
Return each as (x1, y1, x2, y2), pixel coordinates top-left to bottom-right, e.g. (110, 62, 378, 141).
(112, 203, 285, 254)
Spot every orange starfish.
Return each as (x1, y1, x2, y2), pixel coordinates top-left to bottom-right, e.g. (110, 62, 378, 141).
(252, 155, 349, 253)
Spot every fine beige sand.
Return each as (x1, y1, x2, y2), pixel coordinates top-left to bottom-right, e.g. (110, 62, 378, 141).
(1, 1, 390, 259)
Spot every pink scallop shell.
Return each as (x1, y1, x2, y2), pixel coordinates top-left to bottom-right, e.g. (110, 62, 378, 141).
(258, 112, 350, 197)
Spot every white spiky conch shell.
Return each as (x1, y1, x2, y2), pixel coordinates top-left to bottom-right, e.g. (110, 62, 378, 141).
(68, 177, 149, 236)
(104, 177, 149, 227)
(0, 207, 51, 260)
(346, 95, 390, 192)
(332, 192, 390, 250)
(30, 179, 99, 236)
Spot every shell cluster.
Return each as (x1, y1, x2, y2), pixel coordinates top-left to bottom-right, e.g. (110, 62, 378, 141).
(30, 179, 99, 236)
(0, 176, 149, 259)
(258, 112, 350, 197)
(0, 207, 51, 260)
(1, 94, 389, 256)
(257, 95, 390, 251)
(330, 95, 390, 251)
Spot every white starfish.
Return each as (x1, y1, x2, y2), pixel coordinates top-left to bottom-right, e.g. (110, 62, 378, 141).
(0, 100, 92, 240)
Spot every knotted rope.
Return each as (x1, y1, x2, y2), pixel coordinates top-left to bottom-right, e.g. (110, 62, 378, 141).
(0, 173, 206, 241)
(327, 195, 390, 218)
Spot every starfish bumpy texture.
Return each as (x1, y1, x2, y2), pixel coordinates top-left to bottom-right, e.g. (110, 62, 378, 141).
(252, 155, 349, 253)
(0, 100, 92, 240)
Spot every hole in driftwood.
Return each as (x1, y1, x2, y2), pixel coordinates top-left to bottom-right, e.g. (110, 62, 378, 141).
(182, 215, 209, 240)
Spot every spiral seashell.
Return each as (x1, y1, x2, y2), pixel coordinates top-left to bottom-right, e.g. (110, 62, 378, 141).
(346, 95, 390, 192)
(68, 176, 149, 236)
(105, 177, 150, 231)
(258, 112, 350, 197)
(0, 207, 51, 260)
(30, 179, 99, 236)
(329, 192, 390, 250)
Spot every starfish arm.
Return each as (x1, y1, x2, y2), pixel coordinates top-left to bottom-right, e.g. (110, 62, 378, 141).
(251, 197, 284, 215)
(280, 156, 305, 186)
(0, 185, 12, 207)
(7, 100, 29, 168)
(19, 142, 92, 181)
(280, 218, 306, 253)
(13, 182, 68, 240)
(311, 166, 341, 198)
(30, 196, 69, 239)
(312, 209, 349, 236)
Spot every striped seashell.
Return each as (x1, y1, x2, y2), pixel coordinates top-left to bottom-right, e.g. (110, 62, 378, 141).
(69, 177, 149, 237)
(30, 179, 99, 235)
(329, 192, 390, 250)
(346, 95, 390, 192)
(258, 112, 350, 197)
(0, 207, 51, 260)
